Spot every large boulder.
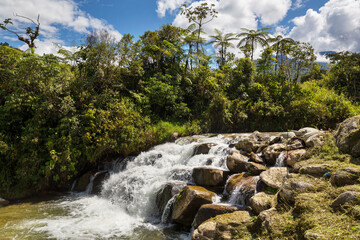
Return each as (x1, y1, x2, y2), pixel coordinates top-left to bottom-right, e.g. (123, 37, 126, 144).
(226, 150, 266, 175)
(305, 132, 326, 148)
(0, 197, 9, 206)
(249, 192, 275, 215)
(260, 167, 288, 189)
(192, 167, 228, 186)
(226, 150, 249, 173)
(235, 132, 269, 153)
(331, 191, 360, 211)
(279, 180, 314, 204)
(192, 204, 239, 229)
(285, 149, 307, 167)
(156, 181, 187, 214)
(226, 174, 258, 205)
(255, 208, 285, 235)
(172, 186, 216, 225)
(91, 171, 109, 195)
(194, 143, 217, 155)
(334, 115, 360, 157)
(192, 211, 252, 240)
(330, 168, 360, 187)
(295, 127, 320, 138)
(262, 144, 286, 165)
(288, 138, 305, 150)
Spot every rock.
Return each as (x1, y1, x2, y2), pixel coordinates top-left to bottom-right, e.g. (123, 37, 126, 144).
(304, 231, 325, 240)
(331, 191, 360, 210)
(235, 133, 268, 153)
(285, 149, 307, 167)
(194, 143, 217, 155)
(74, 171, 92, 192)
(225, 173, 258, 194)
(156, 181, 187, 213)
(192, 167, 228, 186)
(192, 204, 239, 229)
(192, 211, 252, 240)
(0, 197, 9, 206)
(172, 186, 216, 225)
(205, 158, 214, 165)
(256, 208, 282, 234)
(260, 167, 288, 189)
(296, 127, 320, 138)
(262, 144, 286, 165)
(279, 180, 314, 204)
(226, 150, 249, 173)
(288, 138, 305, 150)
(334, 115, 360, 157)
(300, 164, 331, 177)
(279, 132, 296, 139)
(169, 132, 179, 142)
(249, 152, 264, 164)
(246, 162, 267, 175)
(330, 168, 360, 187)
(305, 132, 326, 147)
(269, 136, 284, 145)
(249, 192, 275, 215)
(91, 171, 109, 195)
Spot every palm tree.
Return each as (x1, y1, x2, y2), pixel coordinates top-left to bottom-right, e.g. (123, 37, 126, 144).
(269, 34, 295, 71)
(181, 23, 199, 71)
(237, 28, 270, 61)
(209, 28, 238, 67)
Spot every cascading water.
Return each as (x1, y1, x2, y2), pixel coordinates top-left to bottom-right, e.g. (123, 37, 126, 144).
(17, 134, 248, 240)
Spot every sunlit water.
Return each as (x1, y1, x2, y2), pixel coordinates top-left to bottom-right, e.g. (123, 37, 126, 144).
(0, 134, 250, 240)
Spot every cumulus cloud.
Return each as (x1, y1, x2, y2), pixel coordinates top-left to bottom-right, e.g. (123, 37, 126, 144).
(289, 0, 360, 53)
(0, 0, 121, 54)
(156, 0, 194, 17)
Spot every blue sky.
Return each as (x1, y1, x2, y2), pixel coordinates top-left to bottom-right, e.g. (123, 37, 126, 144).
(0, 0, 359, 60)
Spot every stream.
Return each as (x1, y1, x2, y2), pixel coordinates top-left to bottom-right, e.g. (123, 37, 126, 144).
(0, 133, 261, 240)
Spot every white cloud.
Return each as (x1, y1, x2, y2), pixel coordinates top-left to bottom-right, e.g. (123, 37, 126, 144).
(0, 0, 122, 54)
(289, 0, 360, 53)
(156, 0, 194, 17)
(292, 0, 306, 10)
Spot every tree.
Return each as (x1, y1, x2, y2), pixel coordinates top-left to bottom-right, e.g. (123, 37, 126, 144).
(237, 28, 270, 61)
(208, 28, 238, 67)
(181, 3, 218, 59)
(268, 34, 295, 71)
(0, 14, 40, 53)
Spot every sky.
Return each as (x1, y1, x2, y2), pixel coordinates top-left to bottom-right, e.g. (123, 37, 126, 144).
(0, 0, 359, 61)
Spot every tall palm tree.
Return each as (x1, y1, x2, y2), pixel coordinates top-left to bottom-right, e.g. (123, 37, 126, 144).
(237, 28, 270, 61)
(181, 23, 198, 71)
(209, 28, 238, 67)
(269, 34, 295, 71)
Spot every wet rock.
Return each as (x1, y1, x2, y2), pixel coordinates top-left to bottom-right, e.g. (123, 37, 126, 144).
(169, 132, 179, 142)
(279, 180, 314, 204)
(226, 150, 249, 173)
(285, 149, 307, 167)
(0, 197, 9, 206)
(172, 186, 216, 225)
(260, 167, 288, 189)
(330, 168, 360, 187)
(263, 144, 286, 165)
(249, 192, 275, 215)
(249, 152, 264, 164)
(300, 164, 331, 177)
(334, 115, 360, 157)
(331, 191, 360, 211)
(156, 181, 187, 213)
(192, 211, 252, 240)
(192, 168, 228, 186)
(74, 171, 92, 192)
(192, 204, 239, 229)
(269, 136, 284, 145)
(194, 143, 217, 155)
(225, 173, 258, 194)
(91, 171, 109, 195)
(205, 158, 214, 166)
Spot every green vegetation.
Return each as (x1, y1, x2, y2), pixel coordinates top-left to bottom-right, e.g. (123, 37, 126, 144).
(0, 5, 359, 198)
